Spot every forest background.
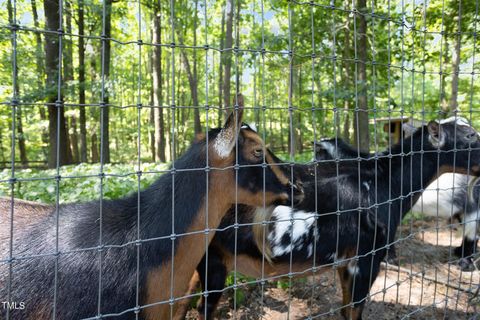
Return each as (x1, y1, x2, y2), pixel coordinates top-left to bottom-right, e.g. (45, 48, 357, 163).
(1, 0, 479, 203)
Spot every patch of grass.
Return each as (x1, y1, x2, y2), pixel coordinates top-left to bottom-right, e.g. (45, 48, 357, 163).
(402, 210, 427, 225)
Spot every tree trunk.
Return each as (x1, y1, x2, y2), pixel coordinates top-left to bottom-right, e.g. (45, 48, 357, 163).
(78, 0, 88, 162)
(64, 0, 76, 163)
(234, 0, 241, 94)
(7, 0, 28, 166)
(279, 108, 285, 152)
(295, 69, 302, 154)
(31, 0, 49, 158)
(91, 133, 99, 163)
(192, 0, 201, 133)
(449, 17, 461, 113)
(31, 0, 45, 88)
(149, 102, 155, 162)
(354, 0, 369, 152)
(342, 0, 352, 143)
(217, 4, 226, 127)
(100, 0, 112, 163)
(176, 25, 200, 134)
(64, 0, 74, 85)
(315, 76, 325, 137)
(44, 0, 72, 167)
(70, 116, 79, 162)
(0, 128, 5, 163)
(16, 110, 28, 166)
(165, 53, 171, 161)
(222, 0, 234, 112)
(153, 1, 166, 162)
(440, 40, 449, 114)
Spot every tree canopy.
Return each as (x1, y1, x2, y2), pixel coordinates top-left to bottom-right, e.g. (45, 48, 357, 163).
(0, 0, 479, 168)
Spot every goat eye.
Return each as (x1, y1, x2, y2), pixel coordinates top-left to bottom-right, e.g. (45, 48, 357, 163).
(466, 132, 478, 141)
(254, 149, 263, 158)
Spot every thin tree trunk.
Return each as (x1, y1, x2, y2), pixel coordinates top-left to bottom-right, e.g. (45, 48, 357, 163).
(64, 0, 77, 163)
(217, 4, 226, 127)
(279, 108, 285, 152)
(64, 0, 74, 85)
(234, 0, 241, 94)
(78, 0, 87, 162)
(0, 128, 5, 163)
(70, 116, 79, 162)
(16, 110, 28, 166)
(31, 0, 45, 87)
(149, 101, 155, 161)
(153, 1, 166, 162)
(91, 133, 99, 163)
(100, 0, 112, 163)
(354, 0, 369, 152)
(173, 0, 200, 134)
(192, 0, 201, 133)
(149, 16, 155, 162)
(342, 0, 352, 143)
(315, 76, 325, 137)
(441, 40, 449, 114)
(165, 53, 171, 161)
(44, 0, 72, 167)
(295, 68, 302, 154)
(31, 0, 49, 158)
(450, 16, 461, 113)
(222, 0, 234, 112)
(7, 0, 28, 166)
(176, 29, 200, 134)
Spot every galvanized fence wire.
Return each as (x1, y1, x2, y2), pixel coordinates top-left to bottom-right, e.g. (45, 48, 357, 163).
(2, 0, 480, 319)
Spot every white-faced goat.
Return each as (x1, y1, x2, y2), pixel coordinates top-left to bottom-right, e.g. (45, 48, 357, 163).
(190, 118, 480, 320)
(0, 98, 304, 319)
(316, 132, 480, 271)
(411, 174, 479, 270)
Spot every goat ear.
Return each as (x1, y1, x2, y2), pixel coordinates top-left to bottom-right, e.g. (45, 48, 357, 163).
(402, 122, 417, 137)
(314, 140, 334, 160)
(427, 120, 445, 147)
(213, 94, 245, 158)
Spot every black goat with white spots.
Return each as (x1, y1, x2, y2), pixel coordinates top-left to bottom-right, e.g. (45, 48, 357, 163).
(317, 131, 480, 271)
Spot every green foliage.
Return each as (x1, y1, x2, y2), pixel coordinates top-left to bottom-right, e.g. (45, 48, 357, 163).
(225, 272, 255, 307)
(403, 209, 427, 225)
(276, 279, 291, 290)
(0, 162, 169, 204)
(1, 0, 479, 167)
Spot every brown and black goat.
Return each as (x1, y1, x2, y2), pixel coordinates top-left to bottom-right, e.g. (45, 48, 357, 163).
(189, 117, 480, 320)
(0, 96, 303, 320)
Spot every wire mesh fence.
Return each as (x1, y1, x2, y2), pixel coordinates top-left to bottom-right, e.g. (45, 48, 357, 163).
(1, 0, 480, 319)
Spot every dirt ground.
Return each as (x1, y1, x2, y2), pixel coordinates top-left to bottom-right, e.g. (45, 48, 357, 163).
(185, 218, 480, 319)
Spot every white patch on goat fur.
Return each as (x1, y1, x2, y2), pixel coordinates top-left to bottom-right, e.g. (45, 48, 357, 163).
(348, 260, 360, 276)
(412, 173, 465, 218)
(464, 210, 480, 241)
(327, 252, 337, 262)
(268, 206, 316, 257)
(438, 116, 470, 127)
(213, 129, 235, 158)
(363, 182, 370, 191)
(319, 140, 337, 158)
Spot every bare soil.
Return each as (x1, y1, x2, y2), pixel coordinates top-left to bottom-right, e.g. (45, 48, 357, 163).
(186, 218, 480, 319)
